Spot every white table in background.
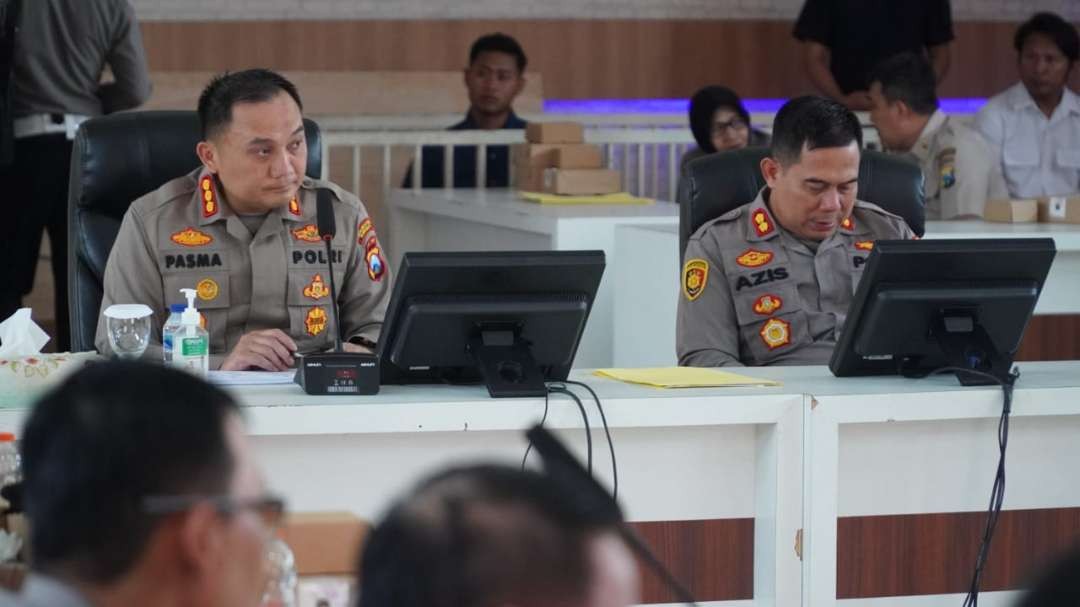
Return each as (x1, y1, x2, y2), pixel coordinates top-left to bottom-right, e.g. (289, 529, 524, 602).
(386, 188, 679, 368)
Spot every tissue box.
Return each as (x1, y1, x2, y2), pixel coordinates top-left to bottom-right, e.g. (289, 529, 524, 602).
(525, 122, 584, 144)
(0, 353, 100, 409)
(983, 198, 1038, 223)
(1037, 196, 1080, 224)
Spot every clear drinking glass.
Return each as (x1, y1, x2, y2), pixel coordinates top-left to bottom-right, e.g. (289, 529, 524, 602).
(103, 304, 153, 359)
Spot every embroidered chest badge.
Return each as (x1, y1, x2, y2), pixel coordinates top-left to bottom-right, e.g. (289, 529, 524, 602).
(753, 294, 783, 316)
(759, 317, 791, 350)
(305, 306, 328, 336)
(736, 249, 773, 268)
(170, 227, 213, 247)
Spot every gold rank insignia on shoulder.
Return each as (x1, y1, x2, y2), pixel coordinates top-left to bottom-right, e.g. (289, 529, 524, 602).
(170, 227, 213, 247)
(751, 209, 774, 237)
(292, 224, 321, 243)
(840, 216, 855, 232)
(200, 176, 218, 218)
(305, 306, 328, 336)
(759, 317, 791, 349)
(682, 258, 708, 301)
(196, 278, 219, 301)
(753, 294, 783, 316)
(303, 274, 330, 300)
(736, 248, 773, 268)
(289, 197, 302, 216)
(854, 240, 874, 251)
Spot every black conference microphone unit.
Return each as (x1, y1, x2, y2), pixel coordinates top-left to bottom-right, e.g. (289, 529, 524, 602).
(524, 425, 699, 606)
(294, 190, 379, 395)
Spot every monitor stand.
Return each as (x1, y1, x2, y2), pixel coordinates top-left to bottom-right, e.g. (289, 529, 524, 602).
(931, 312, 1010, 386)
(469, 329, 548, 398)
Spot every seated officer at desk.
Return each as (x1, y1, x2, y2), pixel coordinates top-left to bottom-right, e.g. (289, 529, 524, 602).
(402, 32, 528, 188)
(677, 96, 915, 367)
(96, 69, 390, 371)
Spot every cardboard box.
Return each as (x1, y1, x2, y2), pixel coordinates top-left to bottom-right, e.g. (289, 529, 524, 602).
(512, 144, 603, 191)
(525, 122, 584, 144)
(542, 168, 621, 195)
(1037, 195, 1080, 224)
(278, 512, 369, 576)
(983, 198, 1038, 223)
(553, 145, 603, 169)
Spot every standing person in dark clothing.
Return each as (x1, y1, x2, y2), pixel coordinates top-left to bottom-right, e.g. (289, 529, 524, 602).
(792, 0, 954, 111)
(0, 0, 151, 351)
(402, 33, 528, 189)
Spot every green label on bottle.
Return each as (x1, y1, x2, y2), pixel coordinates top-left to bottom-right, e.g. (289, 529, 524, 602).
(180, 336, 208, 357)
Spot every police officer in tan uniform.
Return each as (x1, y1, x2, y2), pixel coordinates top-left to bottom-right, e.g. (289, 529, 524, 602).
(868, 52, 1008, 219)
(677, 96, 914, 367)
(96, 69, 389, 370)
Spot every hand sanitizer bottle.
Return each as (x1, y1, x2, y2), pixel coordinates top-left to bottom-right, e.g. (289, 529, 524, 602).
(171, 288, 209, 377)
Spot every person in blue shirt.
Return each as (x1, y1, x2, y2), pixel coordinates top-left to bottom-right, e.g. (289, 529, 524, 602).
(402, 33, 528, 188)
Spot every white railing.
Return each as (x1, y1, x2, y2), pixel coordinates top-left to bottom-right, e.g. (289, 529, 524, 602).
(319, 127, 698, 202)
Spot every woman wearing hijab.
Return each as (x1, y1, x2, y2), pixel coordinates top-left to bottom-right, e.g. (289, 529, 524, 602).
(681, 85, 771, 169)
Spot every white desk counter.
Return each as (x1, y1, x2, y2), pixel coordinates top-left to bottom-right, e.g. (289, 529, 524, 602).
(613, 220, 1080, 368)
(386, 188, 679, 368)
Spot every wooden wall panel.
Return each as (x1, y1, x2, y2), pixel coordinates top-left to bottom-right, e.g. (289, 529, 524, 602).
(837, 508, 1080, 599)
(627, 518, 755, 604)
(137, 20, 1080, 101)
(1016, 315, 1080, 361)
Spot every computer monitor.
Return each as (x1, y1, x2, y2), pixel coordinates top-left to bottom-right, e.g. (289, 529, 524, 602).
(829, 238, 1056, 385)
(377, 250, 605, 397)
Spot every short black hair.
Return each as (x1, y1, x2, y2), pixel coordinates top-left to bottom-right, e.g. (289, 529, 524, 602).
(357, 464, 619, 607)
(21, 361, 241, 583)
(688, 85, 751, 153)
(868, 52, 940, 116)
(1014, 12, 1079, 63)
(770, 95, 863, 166)
(469, 33, 528, 73)
(197, 68, 304, 139)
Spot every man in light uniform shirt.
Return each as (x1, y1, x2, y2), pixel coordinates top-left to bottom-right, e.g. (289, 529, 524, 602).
(975, 12, 1080, 198)
(868, 52, 1008, 219)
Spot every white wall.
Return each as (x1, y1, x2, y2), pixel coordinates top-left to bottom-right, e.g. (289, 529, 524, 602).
(132, 0, 1080, 22)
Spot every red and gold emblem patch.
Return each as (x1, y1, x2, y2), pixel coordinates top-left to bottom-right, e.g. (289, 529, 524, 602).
(170, 227, 213, 247)
(751, 209, 774, 237)
(753, 294, 783, 316)
(305, 306, 328, 336)
(292, 224, 321, 243)
(736, 249, 773, 268)
(357, 218, 374, 244)
(840, 216, 855, 231)
(302, 274, 330, 300)
(759, 317, 791, 350)
(288, 197, 301, 216)
(200, 176, 217, 218)
(364, 239, 386, 282)
(682, 258, 708, 301)
(854, 240, 874, 251)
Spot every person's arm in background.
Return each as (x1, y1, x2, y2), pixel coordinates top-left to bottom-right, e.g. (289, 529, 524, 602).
(803, 41, 871, 110)
(99, 0, 151, 113)
(925, 0, 955, 84)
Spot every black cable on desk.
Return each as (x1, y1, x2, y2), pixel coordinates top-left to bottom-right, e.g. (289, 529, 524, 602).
(561, 379, 618, 501)
(901, 365, 1019, 607)
(521, 388, 551, 471)
(548, 384, 593, 474)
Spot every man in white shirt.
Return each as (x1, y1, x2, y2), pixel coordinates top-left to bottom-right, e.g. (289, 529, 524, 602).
(975, 12, 1080, 199)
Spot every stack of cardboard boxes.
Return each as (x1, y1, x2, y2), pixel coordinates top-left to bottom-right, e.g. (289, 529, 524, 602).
(513, 122, 622, 195)
(985, 196, 1080, 224)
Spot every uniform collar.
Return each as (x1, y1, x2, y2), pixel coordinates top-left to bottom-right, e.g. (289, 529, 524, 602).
(452, 110, 526, 130)
(196, 168, 309, 226)
(1007, 82, 1080, 118)
(910, 109, 948, 163)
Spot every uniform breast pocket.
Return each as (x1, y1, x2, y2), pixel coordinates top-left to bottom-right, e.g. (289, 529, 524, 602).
(286, 270, 337, 352)
(1055, 148, 1080, 170)
(164, 272, 230, 353)
(731, 283, 809, 364)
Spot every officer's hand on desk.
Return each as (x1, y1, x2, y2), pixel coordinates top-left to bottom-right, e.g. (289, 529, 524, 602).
(220, 329, 298, 371)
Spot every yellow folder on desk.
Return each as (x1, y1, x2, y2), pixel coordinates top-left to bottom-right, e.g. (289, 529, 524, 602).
(593, 367, 781, 388)
(519, 191, 653, 205)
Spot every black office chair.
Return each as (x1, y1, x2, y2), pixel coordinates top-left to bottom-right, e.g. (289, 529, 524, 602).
(677, 147, 925, 258)
(67, 110, 323, 352)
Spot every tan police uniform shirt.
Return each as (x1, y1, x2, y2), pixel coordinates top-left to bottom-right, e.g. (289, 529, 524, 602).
(95, 167, 391, 368)
(676, 189, 914, 367)
(907, 110, 1009, 219)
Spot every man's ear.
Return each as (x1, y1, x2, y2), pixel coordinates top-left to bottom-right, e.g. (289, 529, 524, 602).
(760, 156, 782, 189)
(175, 502, 224, 575)
(196, 141, 218, 174)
